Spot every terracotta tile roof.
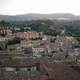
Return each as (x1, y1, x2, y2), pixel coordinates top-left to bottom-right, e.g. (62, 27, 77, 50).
(42, 63, 80, 80)
(0, 58, 40, 67)
(0, 59, 80, 80)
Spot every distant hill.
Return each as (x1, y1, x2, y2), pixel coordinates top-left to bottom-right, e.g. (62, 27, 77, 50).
(0, 13, 80, 21)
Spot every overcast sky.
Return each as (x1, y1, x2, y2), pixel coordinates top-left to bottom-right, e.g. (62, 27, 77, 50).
(0, 0, 80, 15)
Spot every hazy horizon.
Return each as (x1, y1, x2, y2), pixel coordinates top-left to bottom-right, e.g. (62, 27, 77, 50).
(0, 13, 78, 16)
(0, 13, 79, 16)
(0, 0, 80, 16)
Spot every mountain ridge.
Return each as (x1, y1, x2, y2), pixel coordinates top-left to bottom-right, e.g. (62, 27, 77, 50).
(0, 13, 80, 21)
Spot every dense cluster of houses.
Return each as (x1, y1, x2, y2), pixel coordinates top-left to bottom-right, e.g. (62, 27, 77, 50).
(0, 26, 80, 80)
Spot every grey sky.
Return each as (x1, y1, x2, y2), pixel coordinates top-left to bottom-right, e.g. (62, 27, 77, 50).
(0, 0, 80, 15)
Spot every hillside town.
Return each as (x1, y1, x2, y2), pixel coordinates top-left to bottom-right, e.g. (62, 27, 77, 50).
(0, 25, 80, 80)
(1, 0, 80, 79)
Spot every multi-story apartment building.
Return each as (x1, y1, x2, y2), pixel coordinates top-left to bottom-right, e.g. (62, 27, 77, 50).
(16, 31, 40, 40)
